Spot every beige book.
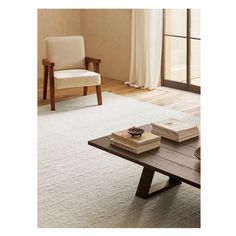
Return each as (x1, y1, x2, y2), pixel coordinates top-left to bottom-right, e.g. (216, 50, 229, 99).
(153, 127, 198, 138)
(152, 127, 199, 138)
(111, 130, 161, 147)
(110, 138, 161, 154)
(177, 133, 199, 142)
(151, 118, 199, 136)
(151, 129, 199, 142)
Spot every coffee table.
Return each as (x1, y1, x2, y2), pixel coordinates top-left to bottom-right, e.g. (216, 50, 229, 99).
(88, 124, 200, 199)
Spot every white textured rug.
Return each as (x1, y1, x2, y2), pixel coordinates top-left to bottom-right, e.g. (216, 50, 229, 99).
(38, 92, 200, 228)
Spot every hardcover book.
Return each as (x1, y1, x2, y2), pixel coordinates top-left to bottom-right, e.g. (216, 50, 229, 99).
(111, 130, 161, 147)
(151, 118, 199, 142)
(110, 138, 161, 154)
(151, 129, 199, 142)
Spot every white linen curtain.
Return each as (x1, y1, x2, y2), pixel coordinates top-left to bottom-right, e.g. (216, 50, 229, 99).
(128, 9, 163, 90)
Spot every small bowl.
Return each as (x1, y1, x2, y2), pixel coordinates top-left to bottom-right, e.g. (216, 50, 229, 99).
(194, 147, 201, 160)
(128, 127, 144, 137)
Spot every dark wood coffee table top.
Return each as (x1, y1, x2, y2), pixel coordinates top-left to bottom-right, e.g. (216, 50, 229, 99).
(88, 124, 200, 192)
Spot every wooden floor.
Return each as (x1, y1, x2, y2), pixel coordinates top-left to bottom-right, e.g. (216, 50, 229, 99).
(38, 77, 200, 116)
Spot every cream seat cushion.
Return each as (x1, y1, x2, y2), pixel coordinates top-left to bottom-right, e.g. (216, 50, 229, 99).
(54, 69, 101, 89)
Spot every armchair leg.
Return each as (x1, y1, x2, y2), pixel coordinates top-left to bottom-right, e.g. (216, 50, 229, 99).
(83, 86, 88, 96)
(43, 66, 48, 100)
(96, 85, 102, 105)
(49, 67, 55, 111)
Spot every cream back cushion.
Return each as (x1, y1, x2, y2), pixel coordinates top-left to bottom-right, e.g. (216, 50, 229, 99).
(46, 36, 86, 71)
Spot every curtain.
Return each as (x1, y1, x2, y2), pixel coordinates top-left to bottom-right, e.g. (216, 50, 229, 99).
(128, 9, 163, 90)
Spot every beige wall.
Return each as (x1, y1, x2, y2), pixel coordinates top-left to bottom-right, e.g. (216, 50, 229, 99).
(38, 9, 82, 78)
(38, 9, 132, 81)
(82, 9, 132, 81)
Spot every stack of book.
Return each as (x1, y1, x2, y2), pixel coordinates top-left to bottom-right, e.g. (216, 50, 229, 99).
(110, 130, 161, 154)
(151, 118, 199, 142)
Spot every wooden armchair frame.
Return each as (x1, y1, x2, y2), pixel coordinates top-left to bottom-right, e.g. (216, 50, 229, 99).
(42, 57, 102, 111)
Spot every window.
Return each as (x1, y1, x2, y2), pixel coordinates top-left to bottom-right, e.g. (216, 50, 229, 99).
(161, 9, 201, 93)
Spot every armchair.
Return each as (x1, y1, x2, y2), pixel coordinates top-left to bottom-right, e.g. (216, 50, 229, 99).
(42, 36, 102, 111)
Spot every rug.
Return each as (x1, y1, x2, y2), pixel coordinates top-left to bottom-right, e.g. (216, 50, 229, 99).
(38, 92, 200, 228)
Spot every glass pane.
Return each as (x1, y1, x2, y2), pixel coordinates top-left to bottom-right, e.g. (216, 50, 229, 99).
(191, 39, 200, 86)
(165, 36, 186, 83)
(191, 9, 200, 38)
(165, 9, 186, 36)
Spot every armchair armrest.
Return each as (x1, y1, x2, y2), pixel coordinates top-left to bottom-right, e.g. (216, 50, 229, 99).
(85, 57, 101, 64)
(42, 59, 55, 67)
(85, 57, 101, 73)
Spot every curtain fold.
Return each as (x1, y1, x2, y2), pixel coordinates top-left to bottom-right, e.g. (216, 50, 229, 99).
(128, 9, 163, 90)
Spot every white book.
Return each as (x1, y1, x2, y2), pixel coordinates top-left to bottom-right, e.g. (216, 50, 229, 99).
(151, 129, 199, 142)
(151, 118, 199, 136)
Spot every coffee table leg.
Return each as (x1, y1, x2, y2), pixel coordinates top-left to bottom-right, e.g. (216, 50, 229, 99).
(135, 167, 181, 199)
